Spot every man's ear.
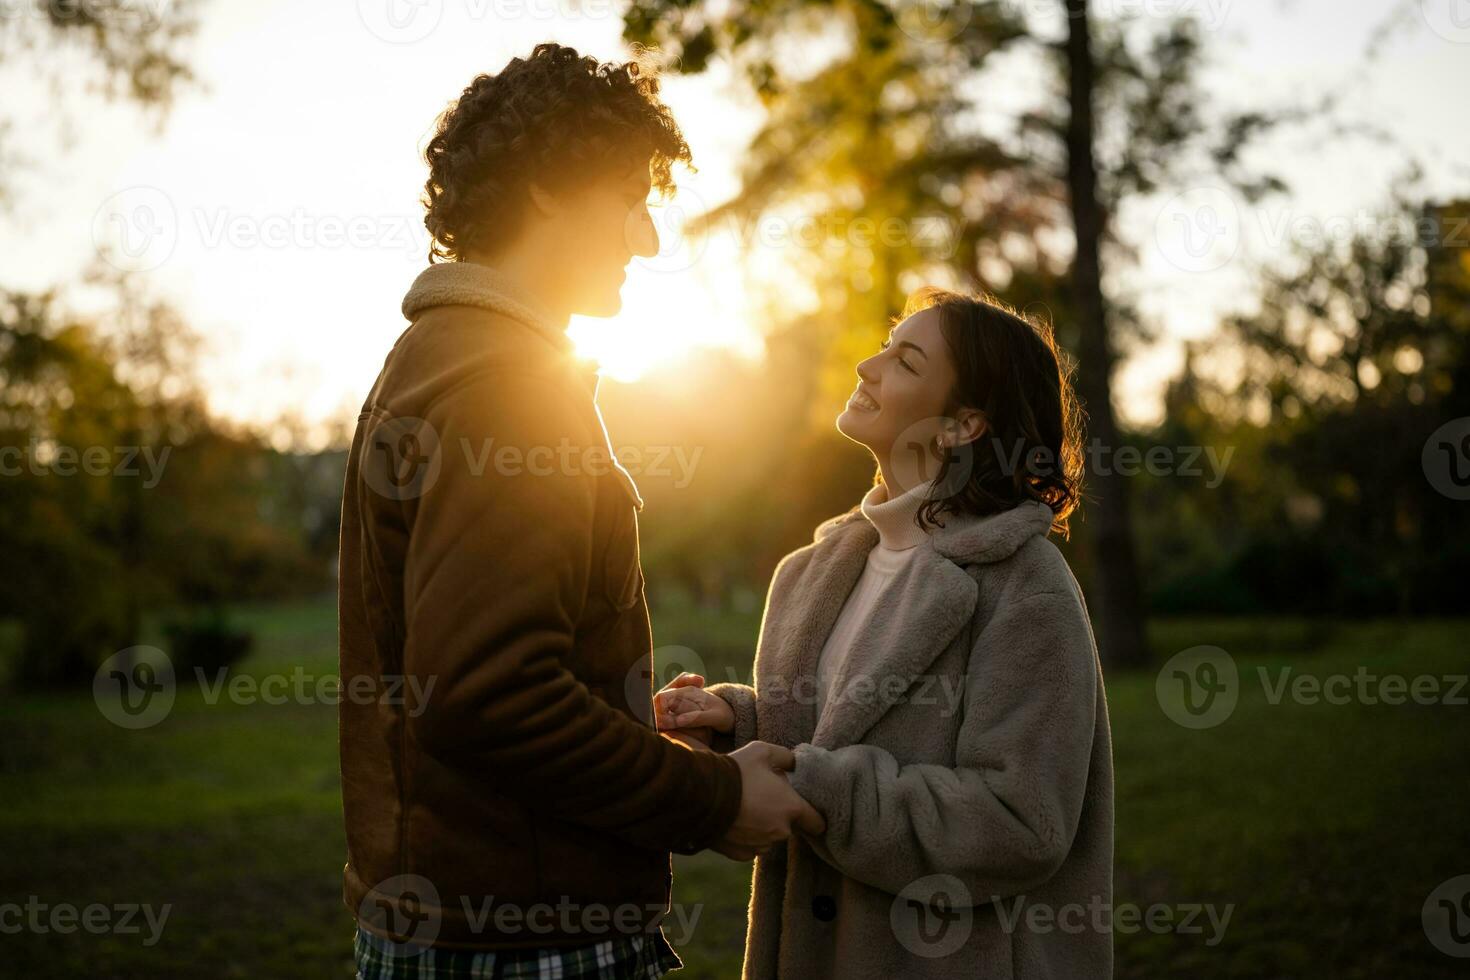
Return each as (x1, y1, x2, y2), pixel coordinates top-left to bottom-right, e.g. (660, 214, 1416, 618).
(947, 409, 986, 447)
(527, 182, 560, 217)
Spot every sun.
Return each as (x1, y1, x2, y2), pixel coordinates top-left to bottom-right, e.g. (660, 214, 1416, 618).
(567, 232, 763, 383)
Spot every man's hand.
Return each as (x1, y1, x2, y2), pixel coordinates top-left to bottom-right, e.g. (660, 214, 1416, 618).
(713, 741, 825, 861)
(654, 672, 735, 747)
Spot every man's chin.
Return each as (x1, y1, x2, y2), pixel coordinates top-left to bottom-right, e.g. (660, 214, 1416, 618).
(576, 291, 624, 319)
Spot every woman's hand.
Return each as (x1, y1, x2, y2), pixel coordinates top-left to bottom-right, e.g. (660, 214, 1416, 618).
(654, 672, 736, 747)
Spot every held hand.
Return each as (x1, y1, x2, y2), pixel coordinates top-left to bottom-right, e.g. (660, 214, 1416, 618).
(654, 673, 735, 746)
(714, 741, 826, 861)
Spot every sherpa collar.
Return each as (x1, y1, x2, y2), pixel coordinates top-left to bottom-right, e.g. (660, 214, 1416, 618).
(401, 261, 572, 354)
(818, 497, 1054, 566)
(929, 499, 1055, 564)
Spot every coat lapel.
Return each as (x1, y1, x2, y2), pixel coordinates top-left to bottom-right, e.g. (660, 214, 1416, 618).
(756, 517, 875, 746)
(757, 500, 1049, 751)
(810, 541, 978, 749)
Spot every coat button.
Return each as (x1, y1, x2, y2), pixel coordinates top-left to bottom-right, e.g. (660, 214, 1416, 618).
(811, 895, 836, 921)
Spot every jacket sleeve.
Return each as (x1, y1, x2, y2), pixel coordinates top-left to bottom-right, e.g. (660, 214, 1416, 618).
(786, 587, 1099, 901)
(705, 682, 759, 752)
(391, 371, 741, 855)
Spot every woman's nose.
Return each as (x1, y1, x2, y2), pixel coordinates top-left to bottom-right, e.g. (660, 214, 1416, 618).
(856, 355, 878, 383)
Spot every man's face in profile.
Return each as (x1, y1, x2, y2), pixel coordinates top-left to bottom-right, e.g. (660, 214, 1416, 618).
(551, 155, 661, 318)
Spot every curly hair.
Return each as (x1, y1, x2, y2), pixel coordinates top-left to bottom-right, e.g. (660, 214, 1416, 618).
(896, 287, 1087, 538)
(421, 43, 692, 263)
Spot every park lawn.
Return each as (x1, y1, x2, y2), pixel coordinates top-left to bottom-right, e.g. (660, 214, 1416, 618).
(0, 598, 1465, 978)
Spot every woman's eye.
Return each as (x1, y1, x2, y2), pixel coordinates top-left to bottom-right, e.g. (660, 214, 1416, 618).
(880, 338, 916, 372)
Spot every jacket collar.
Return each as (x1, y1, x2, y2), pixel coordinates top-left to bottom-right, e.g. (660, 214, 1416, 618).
(765, 499, 1055, 747)
(401, 260, 574, 356)
(930, 499, 1055, 565)
(400, 261, 640, 510)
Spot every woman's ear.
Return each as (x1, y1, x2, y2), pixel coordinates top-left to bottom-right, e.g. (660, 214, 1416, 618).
(946, 409, 986, 448)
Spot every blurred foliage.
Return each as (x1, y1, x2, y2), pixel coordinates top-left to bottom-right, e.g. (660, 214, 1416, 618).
(1129, 196, 1470, 615)
(599, 194, 1470, 621)
(623, 0, 1312, 667)
(624, 0, 1292, 398)
(2, 1, 1463, 689)
(0, 0, 200, 205)
(0, 282, 338, 689)
(0, 0, 199, 105)
(161, 606, 254, 676)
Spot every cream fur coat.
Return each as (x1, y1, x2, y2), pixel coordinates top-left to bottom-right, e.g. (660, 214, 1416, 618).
(707, 500, 1114, 980)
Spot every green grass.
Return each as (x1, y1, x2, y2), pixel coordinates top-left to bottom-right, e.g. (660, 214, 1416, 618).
(2, 600, 1466, 977)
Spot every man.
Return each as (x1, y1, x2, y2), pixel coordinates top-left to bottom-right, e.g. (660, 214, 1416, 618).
(337, 43, 821, 979)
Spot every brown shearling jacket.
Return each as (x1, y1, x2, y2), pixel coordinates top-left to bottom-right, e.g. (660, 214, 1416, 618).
(338, 262, 742, 950)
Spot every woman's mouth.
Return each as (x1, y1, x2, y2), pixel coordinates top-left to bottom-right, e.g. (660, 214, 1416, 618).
(847, 388, 880, 412)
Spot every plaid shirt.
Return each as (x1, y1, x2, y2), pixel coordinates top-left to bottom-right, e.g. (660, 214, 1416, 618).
(353, 927, 683, 980)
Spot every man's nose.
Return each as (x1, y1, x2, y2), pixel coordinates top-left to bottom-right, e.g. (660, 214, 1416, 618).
(628, 210, 661, 259)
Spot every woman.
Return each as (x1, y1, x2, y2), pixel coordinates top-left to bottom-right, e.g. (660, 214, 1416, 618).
(656, 288, 1114, 979)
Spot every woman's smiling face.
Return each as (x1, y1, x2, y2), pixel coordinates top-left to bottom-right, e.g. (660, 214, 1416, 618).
(836, 307, 962, 480)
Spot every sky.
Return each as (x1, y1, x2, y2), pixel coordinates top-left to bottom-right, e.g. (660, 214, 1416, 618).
(3, 0, 1469, 439)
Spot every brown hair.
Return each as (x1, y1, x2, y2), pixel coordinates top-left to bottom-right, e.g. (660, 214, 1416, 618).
(421, 43, 691, 263)
(896, 287, 1086, 538)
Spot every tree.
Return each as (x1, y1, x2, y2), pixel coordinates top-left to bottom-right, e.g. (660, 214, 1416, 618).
(1062, 0, 1146, 664)
(1138, 193, 1470, 616)
(623, 0, 1289, 666)
(0, 2, 202, 686)
(0, 282, 338, 687)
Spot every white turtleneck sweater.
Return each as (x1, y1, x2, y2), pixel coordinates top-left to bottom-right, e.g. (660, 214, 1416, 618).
(813, 480, 933, 719)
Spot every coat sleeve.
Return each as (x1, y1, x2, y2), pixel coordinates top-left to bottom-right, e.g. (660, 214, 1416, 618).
(705, 682, 759, 752)
(786, 587, 1100, 901)
(702, 548, 813, 754)
(391, 371, 741, 855)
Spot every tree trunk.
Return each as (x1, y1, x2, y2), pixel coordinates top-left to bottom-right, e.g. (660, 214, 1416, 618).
(1063, 0, 1150, 669)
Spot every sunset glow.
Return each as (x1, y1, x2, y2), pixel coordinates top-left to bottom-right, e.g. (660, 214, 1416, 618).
(0, 1, 1465, 437)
